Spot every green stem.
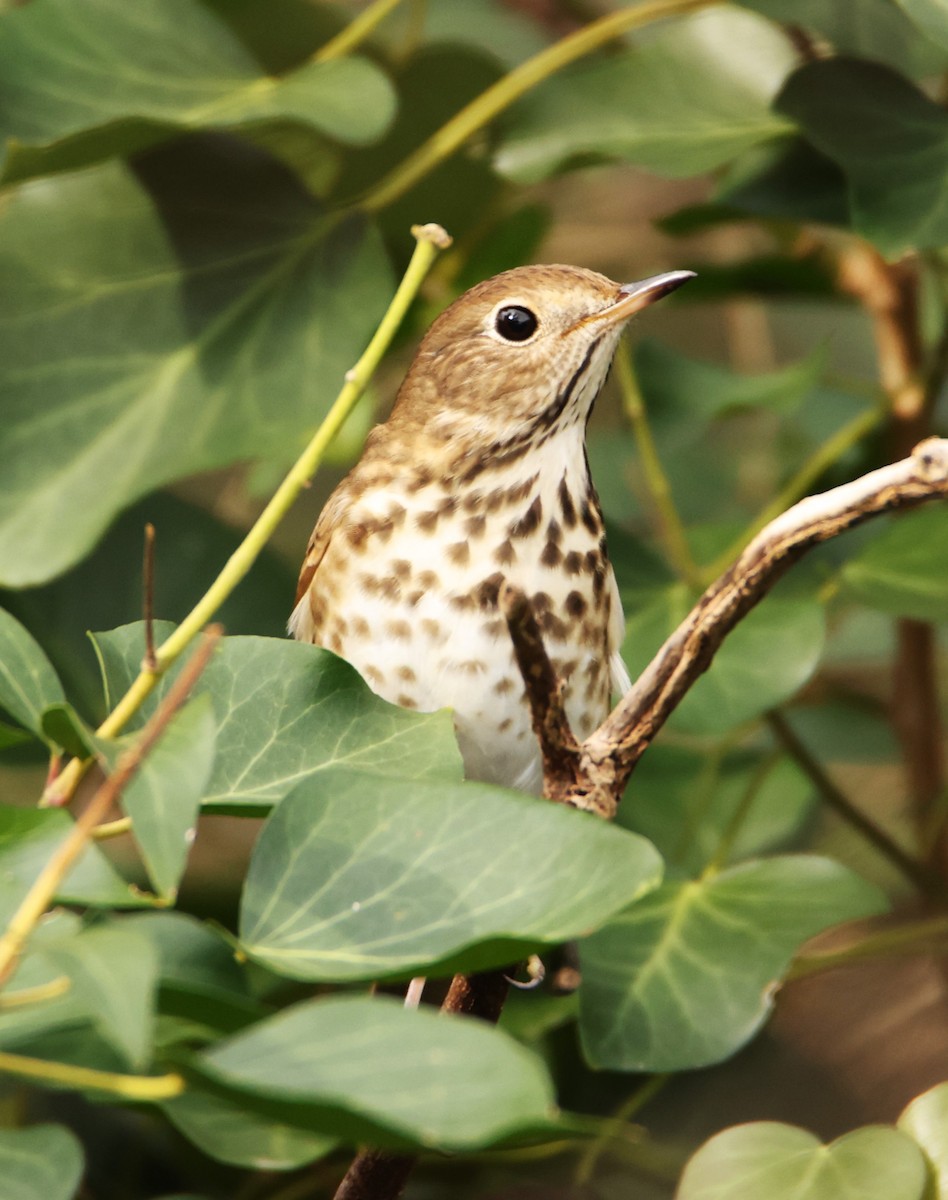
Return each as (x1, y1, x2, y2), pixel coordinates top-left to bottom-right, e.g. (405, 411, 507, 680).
(0, 1050, 184, 1100)
(788, 914, 948, 980)
(0, 976, 70, 1010)
(360, 0, 716, 212)
(702, 402, 884, 585)
(616, 342, 702, 588)
(43, 223, 451, 807)
(574, 1074, 669, 1186)
(314, 0, 405, 63)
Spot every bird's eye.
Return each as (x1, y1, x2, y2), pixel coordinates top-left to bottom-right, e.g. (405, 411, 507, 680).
(494, 305, 538, 342)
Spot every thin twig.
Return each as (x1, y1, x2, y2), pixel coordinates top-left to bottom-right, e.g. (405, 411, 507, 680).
(313, 0, 405, 63)
(0, 626, 222, 987)
(143, 522, 157, 671)
(0, 1049, 183, 1100)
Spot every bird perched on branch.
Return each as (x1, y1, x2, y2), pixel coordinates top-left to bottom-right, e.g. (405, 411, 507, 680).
(291, 263, 694, 792)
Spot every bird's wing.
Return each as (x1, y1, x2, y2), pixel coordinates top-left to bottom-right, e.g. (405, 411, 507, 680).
(287, 488, 347, 642)
(606, 567, 632, 696)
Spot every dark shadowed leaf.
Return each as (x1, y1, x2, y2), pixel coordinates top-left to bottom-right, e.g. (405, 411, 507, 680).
(0, 152, 392, 587)
(579, 856, 886, 1071)
(495, 6, 795, 183)
(0, 1124, 84, 1200)
(678, 1122, 928, 1200)
(0, 609, 65, 742)
(92, 627, 463, 812)
(0, 0, 395, 185)
(196, 993, 559, 1149)
(777, 58, 948, 254)
(239, 768, 661, 981)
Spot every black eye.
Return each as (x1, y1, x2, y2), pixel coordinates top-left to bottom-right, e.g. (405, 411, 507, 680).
(495, 305, 538, 342)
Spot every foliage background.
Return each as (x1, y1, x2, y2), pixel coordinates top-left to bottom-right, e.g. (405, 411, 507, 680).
(0, 1, 946, 1198)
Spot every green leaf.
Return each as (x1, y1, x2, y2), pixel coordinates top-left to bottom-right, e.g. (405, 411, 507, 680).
(99, 696, 216, 900)
(195, 993, 559, 1149)
(239, 768, 662, 981)
(895, 0, 948, 51)
(776, 58, 948, 254)
(841, 506, 948, 622)
(162, 1090, 334, 1170)
(495, 6, 795, 183)
(40, 703, 96, 759)
(678, 1122, 928, 1200)
(579, 856, 887, 1071)
(45, 926, 158, 1067)
(0, 609, 65, 741)
(0, 804, 144, 916)
(0, 0, 395, 185)
(92, 628, 463, 813)
(899, 1082, 948, 1198)
(623, 593, 826, 737)
(620, 745, 815, 876)
(0, 1124, 84, 1200)
(0, 154, 392, 587)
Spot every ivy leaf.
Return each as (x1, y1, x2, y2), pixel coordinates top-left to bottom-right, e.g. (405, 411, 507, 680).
(841, 506, 948, 623)
(495, 6, 795, 183)
(92, 628, 463, 813)
(0, 1125, 84, 1200)
(579, 856, 887, 1071)
(899, 1082, 948, 1197)
(195, 994, 560, 1149)
(0, 609, 65, 743)
(239, 768, 661, 982)
(777, 58, 948, 254)
(0, 152, 392, 587)
(0, 0, 395, 185)
(678, 1122, 928, 1200)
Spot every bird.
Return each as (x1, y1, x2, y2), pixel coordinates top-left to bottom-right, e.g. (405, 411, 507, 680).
(290, 263, 694, 793)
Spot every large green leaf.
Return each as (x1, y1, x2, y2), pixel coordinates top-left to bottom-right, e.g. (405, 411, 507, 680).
(162, 1090, 334, 1170)
(0, 608, 65, 742)
(92, 628, 463, 813)
(678, 1123, 928, 1200)
(841, 505, 948, 623)
(0, 805, 144, 916)
(195, 993, 559, 1149)
(895, 0, 948, 51)
(0, 0, 395, 185)
(495, 5, 795, 183)
(0, 1125, 84, 1200)
(239, 768, 661, 981)
(777, 58, 948, 254)
(0, 155, 392, 587)
(579, 856, 886, 1071)
(899, 1082, 948, 1198)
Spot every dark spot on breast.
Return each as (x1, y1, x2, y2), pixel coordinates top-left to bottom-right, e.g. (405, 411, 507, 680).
(565, 591, 587, 619)
(386, 619, 412, 640)
(416, 510, 439, 534)
(417, 570, 439, 589)
(540, 541, 562, 568)
(546, 517, 562, 544)
(580, 499, 601, 535)
(531, 591, 552, 614)
(563, 550, 583, 575)
(391, 559, 411, 578)
(397, 694, 418, 709)
(494, 540, 516, 566)
(346, 524, 369, 551)
(447, 541, 470, 566)
(465, 513, 487, 538)
(509, 496, 542, 539)
(559, 478, 577, 527)
(474, 572, 505, 609)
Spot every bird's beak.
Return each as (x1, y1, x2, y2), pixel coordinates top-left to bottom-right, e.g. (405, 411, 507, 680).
(600, 270, 696, 325)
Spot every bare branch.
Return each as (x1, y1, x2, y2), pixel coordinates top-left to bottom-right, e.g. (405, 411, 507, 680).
(143, 522, 157, 671)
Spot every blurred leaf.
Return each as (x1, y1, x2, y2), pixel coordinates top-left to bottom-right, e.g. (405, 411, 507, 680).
(666, 254, 836, 301)
(40, 703, 96, 759)
(195, 993, 559, 1149)
(381, 0, 549, 67)
(841, 505, 948, 622)
(777, 59, 948, 255)
(899, 1082, 948, 1198)
(239, 768, 661, 981)
(895, 0, 948, 51)
(0, 492, 297, 722)
(0, 609, 65, 742)
(201, 0, 342, 73)
(782, 700, 899, 764)
(102, 696, 216, 900)
(45, 925, 158, 1067)
(623, 592, 826, 737)
(620, 746, 815, 876)
(720, 137, 851, 227)
(0, 148, 392, 587)
(0, 805, 144, 916)
(162, 1089, 334, 1170)
(495, 6, 795, 183)
(579, 855, 886, 1071)
(0, 0, 395, 185)
(678, 1122, 928, 1200)
(0, 1125, 83, 1200)
(93, 628, 464, 813)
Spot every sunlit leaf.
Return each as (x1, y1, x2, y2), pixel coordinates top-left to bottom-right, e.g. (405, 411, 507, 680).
(678, 1122, 928, 1200)
(579, 856, 886, 1071)
(495, 6, 795, 183)
(195, 993, 559, 1149)
(899, 1082, 948, 1198)
(239, 768, 661, 981)
(0, 154, 392, 587)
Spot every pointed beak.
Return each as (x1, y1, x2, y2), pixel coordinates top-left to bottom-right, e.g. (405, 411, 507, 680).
(599, 269, 696, 325)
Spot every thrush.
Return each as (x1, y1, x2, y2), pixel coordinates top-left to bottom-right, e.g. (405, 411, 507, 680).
(291, 263, 694, 792)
